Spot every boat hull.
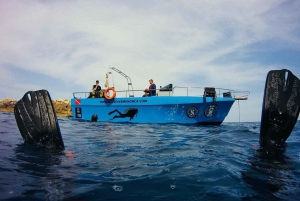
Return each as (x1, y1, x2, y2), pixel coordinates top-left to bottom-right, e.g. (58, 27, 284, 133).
(71, 96, 235, 124)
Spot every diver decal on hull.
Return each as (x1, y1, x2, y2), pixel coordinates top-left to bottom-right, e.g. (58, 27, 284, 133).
(204, 104, 218, 118)
(186, 107, 199, 118)
(108, 108, 138, 121)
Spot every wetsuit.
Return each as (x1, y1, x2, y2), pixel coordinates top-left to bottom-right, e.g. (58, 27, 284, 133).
(93, 85, 101, 92)
(92, 85, 101, 98)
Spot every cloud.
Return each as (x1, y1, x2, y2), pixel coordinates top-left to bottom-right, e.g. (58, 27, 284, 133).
(0, 0, 299, 121)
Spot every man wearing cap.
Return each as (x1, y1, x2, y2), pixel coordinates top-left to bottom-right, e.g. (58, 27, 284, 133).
(93, 80, 101, 91)
(92, 80, 101, 98)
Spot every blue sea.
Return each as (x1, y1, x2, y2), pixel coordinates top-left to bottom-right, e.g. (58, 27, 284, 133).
(0, 112, 300, 201)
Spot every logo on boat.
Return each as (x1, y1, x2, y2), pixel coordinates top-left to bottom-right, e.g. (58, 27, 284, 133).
(186, 107, 199, 118)
(75, 107, 82, 118)
(108, 108, 138, 121)
(204, 104, 218, 118)
(75, 99, 81, 105)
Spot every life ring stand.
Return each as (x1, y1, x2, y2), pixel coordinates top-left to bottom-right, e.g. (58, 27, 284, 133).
(104, 87, 116, 100)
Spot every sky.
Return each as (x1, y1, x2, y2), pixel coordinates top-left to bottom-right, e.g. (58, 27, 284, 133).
(0, 0, 299, 122)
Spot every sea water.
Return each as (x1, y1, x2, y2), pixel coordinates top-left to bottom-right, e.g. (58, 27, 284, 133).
(0, 112, 299, 200)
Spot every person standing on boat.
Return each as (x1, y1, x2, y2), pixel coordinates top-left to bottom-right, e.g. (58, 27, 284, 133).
(144, 79, 156, 96)
(92, 80, 101, 98)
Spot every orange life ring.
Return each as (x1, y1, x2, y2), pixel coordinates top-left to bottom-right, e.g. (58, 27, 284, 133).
(104, 87, 116, 100)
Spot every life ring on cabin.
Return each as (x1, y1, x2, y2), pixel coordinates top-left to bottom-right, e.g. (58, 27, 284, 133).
(104, 87, 116, 100)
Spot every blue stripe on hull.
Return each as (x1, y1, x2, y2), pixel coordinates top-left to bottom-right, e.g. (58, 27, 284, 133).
(71, 96, 235, 124)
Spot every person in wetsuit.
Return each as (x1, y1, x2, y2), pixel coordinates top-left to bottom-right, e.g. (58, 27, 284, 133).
(92, 80, 101, 98)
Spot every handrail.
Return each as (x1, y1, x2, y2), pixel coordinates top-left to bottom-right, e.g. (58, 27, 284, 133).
(109, 67, 134, 97)
(73, 86, 250, 100)
(172, 86, 250, 98)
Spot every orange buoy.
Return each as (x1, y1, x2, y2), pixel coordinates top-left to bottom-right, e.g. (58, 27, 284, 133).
(104, 87, 116, 100)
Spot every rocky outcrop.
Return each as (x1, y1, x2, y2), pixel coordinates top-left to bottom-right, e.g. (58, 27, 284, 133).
(51, 99, 72, 117)
(0, 98, 17, 113)
(0, 98, 71, 117)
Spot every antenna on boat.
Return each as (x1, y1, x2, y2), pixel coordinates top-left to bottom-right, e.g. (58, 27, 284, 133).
(109, 67, 135, 97)
(237, 100, 241, 123)
(106, 71, 115, 87)
(232, 90, 250, 124)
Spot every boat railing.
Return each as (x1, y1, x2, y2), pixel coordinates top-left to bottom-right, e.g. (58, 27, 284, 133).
(72, 89, 162, 99)
(73, 86, 249, 100)
(172, 86, 250, 100)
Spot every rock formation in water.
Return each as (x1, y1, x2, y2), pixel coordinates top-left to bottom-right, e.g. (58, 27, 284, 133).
(0, 98, 71, 117)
